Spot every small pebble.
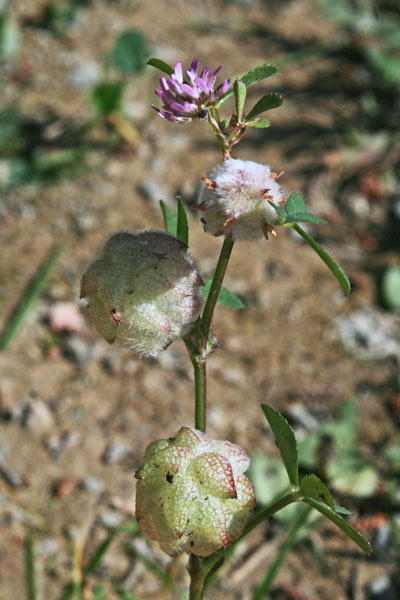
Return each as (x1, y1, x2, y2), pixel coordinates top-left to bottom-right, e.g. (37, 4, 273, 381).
(81, 475, 105, 494)
(369, 576, 398, 600)
(23, 399, 54, 434)
(102, 440, 129, 464)
(100, 510, 123, 528)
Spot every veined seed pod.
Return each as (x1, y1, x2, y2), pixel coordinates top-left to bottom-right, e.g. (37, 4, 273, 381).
(197, 158, 285, 241)
(80, 231, 203, 357)
(135, 427, 255, 557)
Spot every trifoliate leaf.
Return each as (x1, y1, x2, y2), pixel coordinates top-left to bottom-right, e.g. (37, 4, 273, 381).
(245, 117, 271, 128)
(147, 57, 174, 76)
(286, 192, 307, 215)
(292, 223, 351, 295)
(90, 82, 125, 115)
(215, 63, 278, 107)
(176, 195, 189, 248)
(159, 200, 177, 236)
(284, 213, 327, 224)
(112, 30, 149, 74)
(300, 474, 335, 510)
(261, 404, 298, 488)
(202, 280, 244, 309)
(304, 497, 371, 554)
(382, 266, 400, 311)
(246, 93, 283, 121)
(234, 80, 246, 122)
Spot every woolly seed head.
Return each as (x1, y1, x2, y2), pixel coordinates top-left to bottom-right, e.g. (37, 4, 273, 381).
(80, 231, 203, 357)
(135, 427, 255, 557)
(197, 158, 285, 241)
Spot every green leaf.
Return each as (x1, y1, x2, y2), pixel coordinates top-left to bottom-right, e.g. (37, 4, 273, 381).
(85, 530, 117, 575)
(241, 63, 279, 87)
(215, 63, 278, 107)
(111, 30, 149, 74)
(92, 586, 106, 600)
(382, 266, 400, 311)
(292, 223, 351, 295)
(147, 57, 174, 77)
(303, 497, 371, 554)
(284, 212, 327, 224)
(261, 405, 299, 488)
(234, 80, 246, 121)
(0, 242, 64, 351)
(90, 81, 125, 115)
(159, 200, 177, 236)
(202, 279, 244, 309)
(286, 192, 307, 214)
(245, 117, 271, 128)
(334, 504, 353, 515)
(246, 93, 283, 121)
(300, 474, 335, 510)
(176, 195, 189, 248)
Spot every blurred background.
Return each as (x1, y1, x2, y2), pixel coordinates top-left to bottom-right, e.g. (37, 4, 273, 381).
(0, 0, 399, 598)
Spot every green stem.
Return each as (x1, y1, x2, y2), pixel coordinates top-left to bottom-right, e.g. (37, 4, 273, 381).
(185, 339, 207, 432)
(185, 239, 235, 596)
(188, 555, 206, 600)
(191, 491, 302, 598)
(200, 237, 234, 348)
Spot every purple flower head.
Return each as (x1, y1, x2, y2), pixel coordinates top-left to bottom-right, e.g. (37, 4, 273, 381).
(151, 59, 231, 124)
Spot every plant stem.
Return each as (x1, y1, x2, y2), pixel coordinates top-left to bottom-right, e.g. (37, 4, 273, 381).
(185, 238, 235, 596)
(188, 555, 206, 600)
(200, 237, 234, 348)
(185, 339, 207, 432)
(190, 490, 302, 598)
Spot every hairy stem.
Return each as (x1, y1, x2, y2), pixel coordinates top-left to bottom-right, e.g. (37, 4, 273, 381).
(185, 239, 235, 596)
(200, 237, 234, 348)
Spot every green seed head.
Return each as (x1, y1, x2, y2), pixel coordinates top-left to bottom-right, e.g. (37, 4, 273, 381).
(135, 427, 255, 557)
(81, 231, 203, 357)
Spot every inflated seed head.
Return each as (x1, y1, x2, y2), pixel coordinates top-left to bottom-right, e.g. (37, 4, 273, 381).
(197, 158, 284, 241)
(135, 427, 255, 557)
(81, 231, 203, 357)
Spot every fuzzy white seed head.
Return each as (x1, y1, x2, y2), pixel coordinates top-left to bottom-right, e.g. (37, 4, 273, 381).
(197, 158, 284, 241)
(135, 427, 255, 557)
(81, 231, 203, 357)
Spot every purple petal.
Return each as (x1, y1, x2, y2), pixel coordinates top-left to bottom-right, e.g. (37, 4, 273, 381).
(195, 77, 211, 95)
(211, 65, 222, 79)
(173, 61, 183, 84)
(200, 66, 211, 80)
(189, 59, 199, 76)
(160, 77, 169, 91)
(169, 101, 197, 114)
(215, 79, 231, 98)
(180, 83, 200, 99)
(159, 89, 179, 104)
(166, 78, 183, 95)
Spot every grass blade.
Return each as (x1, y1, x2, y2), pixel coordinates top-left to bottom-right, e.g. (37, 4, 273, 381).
(85, 529, 117, 576)
(0, 242, 65, 351)
(26, 528, 37, 600)
(252, 506, 311, 599)
(251, 507, 311, 600)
